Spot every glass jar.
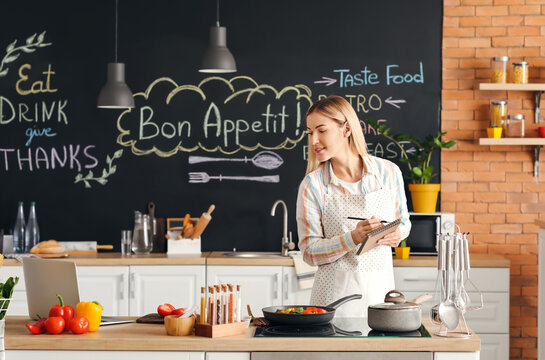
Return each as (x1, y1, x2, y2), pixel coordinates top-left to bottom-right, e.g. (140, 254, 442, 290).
(512, 62, 528, 84)
(132, 211, 153, 254)
(491, 56, 508, 83)
(505, 114, 525, 137)
(490, 101, 507, 128)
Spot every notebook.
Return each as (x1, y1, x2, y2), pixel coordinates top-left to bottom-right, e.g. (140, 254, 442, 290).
(356, 218, 402, 255)
(22, 257, 133, 325)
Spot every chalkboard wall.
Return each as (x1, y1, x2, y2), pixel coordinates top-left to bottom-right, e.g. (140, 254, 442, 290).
(0, 0, 442, 252)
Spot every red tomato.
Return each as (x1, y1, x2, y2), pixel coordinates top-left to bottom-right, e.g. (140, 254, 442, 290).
(45, 316, 65, 334)
(171, 308, 185, 316)
(301, 308, 314, 314)
(69, 316, 90, 334)
(316, 308, 328, 313)
(157, 304, 175, 317)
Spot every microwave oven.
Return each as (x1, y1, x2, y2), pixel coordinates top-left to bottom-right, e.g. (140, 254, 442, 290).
(401, 212, 455, 255)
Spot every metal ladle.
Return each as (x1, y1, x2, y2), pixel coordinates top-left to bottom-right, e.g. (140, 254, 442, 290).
(438, 236, 460, 330)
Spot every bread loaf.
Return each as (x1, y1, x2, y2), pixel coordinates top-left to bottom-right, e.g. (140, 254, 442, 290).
(30, 240, 66, 254)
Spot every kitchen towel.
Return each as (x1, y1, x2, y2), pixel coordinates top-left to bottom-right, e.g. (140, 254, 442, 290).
(290, 252, 317, 290)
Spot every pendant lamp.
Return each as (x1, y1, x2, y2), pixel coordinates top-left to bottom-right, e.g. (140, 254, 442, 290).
(199, 0, 237, 73)
(97, 0, 135, 108)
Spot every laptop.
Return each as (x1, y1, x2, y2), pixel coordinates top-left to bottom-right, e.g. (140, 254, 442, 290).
(22, 257, 132, 325)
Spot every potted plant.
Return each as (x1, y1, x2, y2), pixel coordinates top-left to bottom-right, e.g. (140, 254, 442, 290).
(395, 239, 410, 260)
(367, 119, 456, 213)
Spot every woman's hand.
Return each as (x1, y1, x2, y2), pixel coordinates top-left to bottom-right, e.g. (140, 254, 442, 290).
(377, 228, 402, 247)
(350, 217, 384, 245)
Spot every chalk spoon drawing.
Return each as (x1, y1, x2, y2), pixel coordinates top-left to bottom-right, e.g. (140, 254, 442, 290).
(188, 172, 279, 183)
(0, 31, 52, 78)
(74, 149, 124, 188)
(188, 151, 284, 170)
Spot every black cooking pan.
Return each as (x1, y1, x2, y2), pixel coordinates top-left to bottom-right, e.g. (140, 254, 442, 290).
(262, 294, 362, 325)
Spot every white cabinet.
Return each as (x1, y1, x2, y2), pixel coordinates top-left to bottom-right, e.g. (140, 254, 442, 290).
(77, 266, 129, 316)
(129, 265, 205, 316)
(395, 267, 509, 360)
(282, 266, 311, 305)
(207, 266, 283, 317)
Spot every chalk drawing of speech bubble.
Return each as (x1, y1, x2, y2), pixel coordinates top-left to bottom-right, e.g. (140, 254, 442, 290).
(116, 76, 312, 157)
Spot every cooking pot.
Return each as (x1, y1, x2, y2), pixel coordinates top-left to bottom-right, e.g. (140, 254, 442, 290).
(368, 290, 431, 332)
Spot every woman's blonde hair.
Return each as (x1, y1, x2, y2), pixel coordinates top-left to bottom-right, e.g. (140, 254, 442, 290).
(305, 95, 369, 175)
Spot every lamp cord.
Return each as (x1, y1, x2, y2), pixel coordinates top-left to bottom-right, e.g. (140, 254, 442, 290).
(216, 0, 220, 26)
(115, 0, 118, 63)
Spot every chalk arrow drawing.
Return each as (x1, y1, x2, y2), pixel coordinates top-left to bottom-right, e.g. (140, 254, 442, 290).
(313, 76, 337, 86)
(385, 96, 406, 109)
(188, 172, 279, 183)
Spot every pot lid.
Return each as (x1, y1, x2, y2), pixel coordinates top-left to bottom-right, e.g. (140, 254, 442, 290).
(369, 302, 419, 310)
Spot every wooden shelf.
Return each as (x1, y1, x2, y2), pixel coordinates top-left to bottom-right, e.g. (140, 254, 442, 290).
(479, 83, 545, 91)
(478, 138, 545, 145)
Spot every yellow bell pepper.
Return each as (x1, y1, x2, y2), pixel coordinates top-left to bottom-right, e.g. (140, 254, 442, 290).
(76, 301, 103, 332)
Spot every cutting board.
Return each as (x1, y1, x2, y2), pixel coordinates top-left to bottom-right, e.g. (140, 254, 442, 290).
(136, 313, 164, 324)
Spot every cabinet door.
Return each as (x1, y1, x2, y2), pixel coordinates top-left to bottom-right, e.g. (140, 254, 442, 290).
(0, 267, 27, 316)
(282, 267, 312, 305)
(479, 334, 509, 360)
(207, 266, 282, 317)
(77, 266, 129, 316)
(129, 265, 205, 316)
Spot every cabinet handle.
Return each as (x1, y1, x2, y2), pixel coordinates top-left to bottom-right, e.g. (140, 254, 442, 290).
(274, 274, 279, 300)
(283, 273, 289, 300)
(403, 277, 436, 282)
(130, 273, 136, 299)
(120, 273, 127, 300)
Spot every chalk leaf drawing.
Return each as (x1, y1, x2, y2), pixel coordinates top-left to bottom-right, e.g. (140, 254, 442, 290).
(188, 151, 283, 170)
(188, 172, 279, 183)
(0, 31, 52, 77)
(74, 149, 123, 188)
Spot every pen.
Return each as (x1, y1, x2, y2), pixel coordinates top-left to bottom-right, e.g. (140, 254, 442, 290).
(347, 217, 388, 223)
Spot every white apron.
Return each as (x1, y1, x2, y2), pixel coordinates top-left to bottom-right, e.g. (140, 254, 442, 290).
(309, 177, 397, 317)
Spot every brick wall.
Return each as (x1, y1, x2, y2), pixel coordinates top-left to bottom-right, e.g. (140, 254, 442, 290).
(442, 1, 545, 359)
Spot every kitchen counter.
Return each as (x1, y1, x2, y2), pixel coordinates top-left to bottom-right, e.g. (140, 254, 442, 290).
(5, 317, 479, 352)
(2, 252, 509, 267)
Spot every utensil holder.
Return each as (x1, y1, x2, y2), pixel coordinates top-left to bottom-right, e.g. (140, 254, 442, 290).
(167, 236, 201, 254)
(194, 321, 246, 338)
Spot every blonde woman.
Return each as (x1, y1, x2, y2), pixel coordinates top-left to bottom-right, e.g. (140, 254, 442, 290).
(296, 95, 411, 317)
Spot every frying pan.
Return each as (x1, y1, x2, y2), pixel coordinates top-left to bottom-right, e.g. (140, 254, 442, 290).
(262, 294, 362, 325)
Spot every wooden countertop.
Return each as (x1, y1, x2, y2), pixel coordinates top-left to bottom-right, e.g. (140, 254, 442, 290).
(5, 317, 480, 352)
(2, 252, 510, 267)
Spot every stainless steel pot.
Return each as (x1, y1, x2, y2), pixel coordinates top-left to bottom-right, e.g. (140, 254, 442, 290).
(368, 290, 431, 332)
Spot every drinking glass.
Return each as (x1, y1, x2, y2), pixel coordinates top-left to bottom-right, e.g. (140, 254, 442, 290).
(121, 230, 132, 256)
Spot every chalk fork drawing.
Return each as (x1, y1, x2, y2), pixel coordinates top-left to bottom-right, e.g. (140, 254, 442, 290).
(188, 151, 283, 170)
(188, 172, 279, 183)
(0, 31, 52, 78)
(74, 149, 123, 188)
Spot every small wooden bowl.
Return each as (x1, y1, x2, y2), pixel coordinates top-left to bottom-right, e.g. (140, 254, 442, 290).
(164, 315, 195, 336)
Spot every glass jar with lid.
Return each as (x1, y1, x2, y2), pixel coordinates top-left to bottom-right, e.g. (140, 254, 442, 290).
(490, 100, 507, 128)
(512, 62, 528, 84)
(505, 114, 525, 137)
(492, 56, 508, 83)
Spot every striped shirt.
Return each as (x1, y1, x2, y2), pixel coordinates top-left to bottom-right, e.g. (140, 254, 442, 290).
(296, 156, 411, 266)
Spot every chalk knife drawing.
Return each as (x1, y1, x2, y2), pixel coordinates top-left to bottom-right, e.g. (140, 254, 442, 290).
(188, 151, 283, 170)
(0, 31, 52, 78)
(188, 172, 279, 183)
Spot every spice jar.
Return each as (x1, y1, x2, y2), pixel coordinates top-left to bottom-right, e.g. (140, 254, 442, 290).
(512, 62, 528, 84)
(505, 114, 525, 137)
(490, 101, 507, 128)
(492, 56, 508, 83)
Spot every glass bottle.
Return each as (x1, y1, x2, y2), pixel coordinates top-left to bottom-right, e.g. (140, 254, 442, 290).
(24, 202, 39, 253)
(512, 62, 528, 84)
(13, 202, 25, 253)
(491, 56, 508, 83)
(132, 211, 153, 254)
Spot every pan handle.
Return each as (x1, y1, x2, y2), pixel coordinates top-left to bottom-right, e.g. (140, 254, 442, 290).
(332, 324, 363, 336)
(325, 294, 362, 310)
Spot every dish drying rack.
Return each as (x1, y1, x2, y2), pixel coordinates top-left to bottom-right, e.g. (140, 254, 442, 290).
(430, 225, 483, 338)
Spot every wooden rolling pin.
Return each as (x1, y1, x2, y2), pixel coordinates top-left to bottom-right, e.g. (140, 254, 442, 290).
(191, 205, 215, 239)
